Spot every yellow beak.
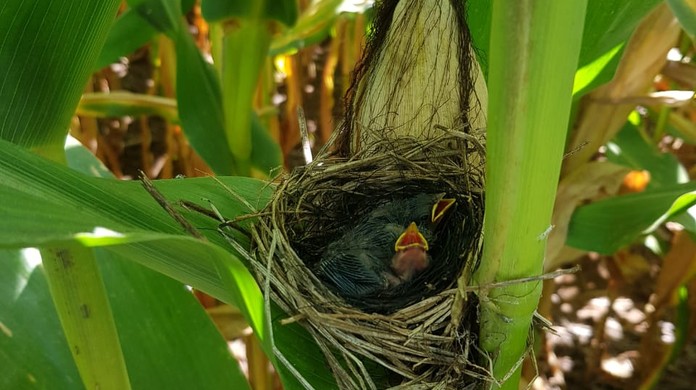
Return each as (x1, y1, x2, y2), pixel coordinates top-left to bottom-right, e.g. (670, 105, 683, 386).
(431, 198, 456, 223)
(394, 222, 429, 252)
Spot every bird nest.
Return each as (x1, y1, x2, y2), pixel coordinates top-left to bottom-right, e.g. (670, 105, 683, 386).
(246, 129, 487, 389)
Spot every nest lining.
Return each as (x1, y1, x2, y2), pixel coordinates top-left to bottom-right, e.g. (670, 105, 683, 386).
(244, 130, 487, 388)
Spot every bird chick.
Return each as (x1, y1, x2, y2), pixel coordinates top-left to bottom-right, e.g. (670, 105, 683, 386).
(314, 194, 455, 301)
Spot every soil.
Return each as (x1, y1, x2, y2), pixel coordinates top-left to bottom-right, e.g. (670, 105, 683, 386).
(537, 251, 696, 389)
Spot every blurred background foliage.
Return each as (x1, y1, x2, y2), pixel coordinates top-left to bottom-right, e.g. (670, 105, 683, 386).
(75, 0, 369, 179)
(3, 0, 696, 389)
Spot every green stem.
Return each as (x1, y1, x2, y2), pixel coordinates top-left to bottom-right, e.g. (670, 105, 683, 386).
(474, 1, 587, 388)
(41, 243, 131, 390)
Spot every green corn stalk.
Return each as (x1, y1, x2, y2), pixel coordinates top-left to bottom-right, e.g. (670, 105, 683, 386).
(474, 1, 587, 388)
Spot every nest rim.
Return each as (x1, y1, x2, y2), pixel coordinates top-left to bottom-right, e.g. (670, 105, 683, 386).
(245, 130, 489, 389)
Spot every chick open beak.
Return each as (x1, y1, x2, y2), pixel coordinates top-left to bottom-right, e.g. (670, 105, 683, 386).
(392, 222, 430, 282)
(394, 222, 429, 252)
(431, 198, 456, 223)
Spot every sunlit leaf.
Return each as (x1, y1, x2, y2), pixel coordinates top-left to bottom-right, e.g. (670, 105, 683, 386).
(579, 0, 662, 66)
(466, 0, 662, 83)
(568, 183, 696, 254)
(1, 138, 335, 388)
(572, 42, 624, 97)
(270, 0, 345, 56)
(0, 247, 251, 390)
(77, 92, 179, 123)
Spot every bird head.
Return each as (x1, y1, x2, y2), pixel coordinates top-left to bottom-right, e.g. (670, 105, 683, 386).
(391, 222, 430, 282)
(390, 197, 456, 282)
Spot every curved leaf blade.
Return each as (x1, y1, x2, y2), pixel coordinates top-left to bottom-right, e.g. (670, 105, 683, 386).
(568, 182, 696, 254)
(1, 138, 337, 388)
(0, 137, 270, 338)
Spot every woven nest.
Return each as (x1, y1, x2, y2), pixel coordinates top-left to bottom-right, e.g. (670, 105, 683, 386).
(247, 129, 487, 388)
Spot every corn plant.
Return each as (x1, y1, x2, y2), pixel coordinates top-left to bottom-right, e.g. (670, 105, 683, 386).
(2, 0, 695, 389)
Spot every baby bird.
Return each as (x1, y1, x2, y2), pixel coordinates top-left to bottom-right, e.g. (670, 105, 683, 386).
(313, 193, 455, 300)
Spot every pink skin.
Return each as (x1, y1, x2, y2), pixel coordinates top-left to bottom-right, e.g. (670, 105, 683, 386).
(388, 222, 430, 285)
(390, 247, 429, 283)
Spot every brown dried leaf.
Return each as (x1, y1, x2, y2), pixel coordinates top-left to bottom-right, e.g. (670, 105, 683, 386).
(653, 231, 696, 310)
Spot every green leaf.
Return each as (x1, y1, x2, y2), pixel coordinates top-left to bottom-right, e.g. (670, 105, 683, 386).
(567, 182, 696, 254)
(96, 0, 197, 69)
(64, 142, 251, 389)
(221, 21, 272, 175)
(128, 0, 182, 37)
(41, 243, 131, 390)
(96, 8, 159, 69)
(0, 250, 81, 389)
(77, 92, 179, 123)
(270, 311, 340, 390)
(570, 0, 662, 100)
(666, 0, 696, 38)
(96, 0, 284, 175)
(1, 136, 269, 384)
(671, 205, 696, 235)
(0, 0, 120, 155)
(467, 0, 492, 76)
(0, 136, 269, 335)
(465, 0, 660, 85)
(65, 135, 114, 180)
(98, 250, 251, 390)
(118, 0, 237, 174)
(1, 138, 336, 388)
(174, 27, 237, 175)
(269, 0, 345, 56)
(572, 42, 624, 98)
(201, 0, 298, 26)
(119, 3, 241, 175)
(251, 114, 282, 175)
(605, 120, 689, 188)
(579, 0, 662, 67)
(0, 247, 251, 390)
